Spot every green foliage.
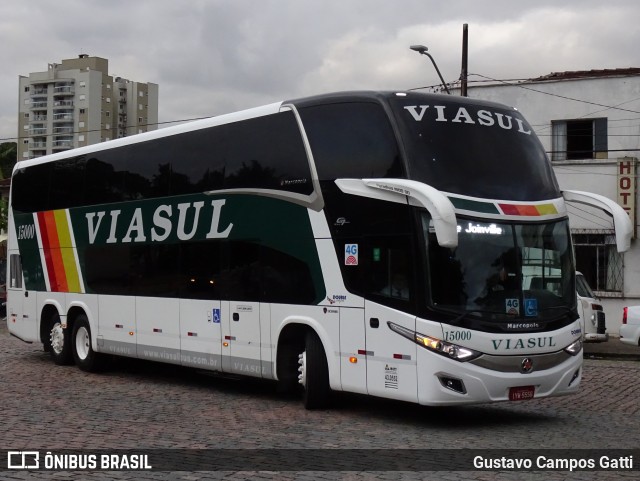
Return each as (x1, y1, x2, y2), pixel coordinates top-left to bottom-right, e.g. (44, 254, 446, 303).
(0, 142, 17, 180)
(0, 197, 6, 232)
(0, 142, 16, 233)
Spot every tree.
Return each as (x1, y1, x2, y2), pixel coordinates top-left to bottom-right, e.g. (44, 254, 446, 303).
(0, 142, 17, 180)
(0, 142, 16, 233)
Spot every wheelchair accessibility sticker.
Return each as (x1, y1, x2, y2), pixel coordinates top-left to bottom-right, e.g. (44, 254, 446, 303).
(524, 298, 538, 317)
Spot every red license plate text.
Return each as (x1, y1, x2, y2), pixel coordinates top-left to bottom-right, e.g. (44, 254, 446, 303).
(509, 385, 535, 401)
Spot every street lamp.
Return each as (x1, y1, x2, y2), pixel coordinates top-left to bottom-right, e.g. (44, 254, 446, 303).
(410, 45, 451, 95)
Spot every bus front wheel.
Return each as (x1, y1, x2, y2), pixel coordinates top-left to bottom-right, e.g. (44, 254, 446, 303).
(49, 314, 73, 365)
(298, 331, 330, 409)
(72, 315, 104, 372)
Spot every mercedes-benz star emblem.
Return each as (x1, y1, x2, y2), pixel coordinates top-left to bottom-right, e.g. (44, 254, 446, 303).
(521, 357, 534, 373)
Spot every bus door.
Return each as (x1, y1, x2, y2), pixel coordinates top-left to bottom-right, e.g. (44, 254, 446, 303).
(6, 252, 38, 343)
(365, 301, 417, 402)
(221, 300, 263, 377)
(179, 299, 223, 371)
(362, 243, 418, 403)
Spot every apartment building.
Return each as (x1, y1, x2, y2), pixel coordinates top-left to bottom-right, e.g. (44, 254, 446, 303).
(459, 68, 640, 334)
(17, 54, 158, 160)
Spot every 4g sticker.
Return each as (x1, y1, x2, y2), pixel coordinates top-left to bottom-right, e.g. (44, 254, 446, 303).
(506, 298, 520, 315)
(345, 244, 358, 266)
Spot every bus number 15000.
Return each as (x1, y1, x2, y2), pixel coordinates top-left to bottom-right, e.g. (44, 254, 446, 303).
(17, 224, 35, 240)
(444, 330, 472, 342)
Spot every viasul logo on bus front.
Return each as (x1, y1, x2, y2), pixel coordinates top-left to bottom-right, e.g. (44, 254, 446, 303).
(403, 105, 532, 135)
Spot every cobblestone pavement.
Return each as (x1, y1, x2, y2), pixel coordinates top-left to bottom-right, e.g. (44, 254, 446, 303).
(1, 321, 639, 481)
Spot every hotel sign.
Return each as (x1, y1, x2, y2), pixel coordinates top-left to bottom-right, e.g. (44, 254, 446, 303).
(617, 158, 637, 238)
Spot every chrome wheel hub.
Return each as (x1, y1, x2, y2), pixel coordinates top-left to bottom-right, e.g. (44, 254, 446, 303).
(298, 352, 307, 387)
(50, 323, 65, 355)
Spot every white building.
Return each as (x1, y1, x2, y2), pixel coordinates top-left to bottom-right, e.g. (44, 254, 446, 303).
(462, 69, 640, 335)
(18, 54, 159, 160)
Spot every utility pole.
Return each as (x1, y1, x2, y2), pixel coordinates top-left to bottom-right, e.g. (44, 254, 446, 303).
(461, 24, 469, 97)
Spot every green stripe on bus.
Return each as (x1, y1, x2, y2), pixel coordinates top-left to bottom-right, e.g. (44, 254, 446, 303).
(448, 197, 500, 214)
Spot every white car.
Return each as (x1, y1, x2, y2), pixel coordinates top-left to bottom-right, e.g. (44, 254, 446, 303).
(620, 305, 640, 347)
(576, 272, 608, 342)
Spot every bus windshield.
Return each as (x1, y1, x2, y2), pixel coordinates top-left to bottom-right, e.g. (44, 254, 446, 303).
(423, 216, 575, 321)
(390, 96, 560, 202)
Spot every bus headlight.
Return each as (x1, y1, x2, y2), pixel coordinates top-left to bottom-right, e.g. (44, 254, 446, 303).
(388, 321, 481, 362)
(564, 338, 582, 356)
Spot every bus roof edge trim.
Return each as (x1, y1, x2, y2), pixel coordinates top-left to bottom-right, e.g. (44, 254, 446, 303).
(335, 178, 458, 248)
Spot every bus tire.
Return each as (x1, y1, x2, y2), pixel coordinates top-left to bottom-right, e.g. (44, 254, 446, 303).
(299, 331, 330, 409)
(72, 315, 104, 372)
(49, 313, 73, 365)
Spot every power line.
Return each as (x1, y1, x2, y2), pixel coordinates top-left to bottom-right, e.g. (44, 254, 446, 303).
(554, 165, 640, 178)
(0, 116, 212, 143)
(566, 204, 615, 230)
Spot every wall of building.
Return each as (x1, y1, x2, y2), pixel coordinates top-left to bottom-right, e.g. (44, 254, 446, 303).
(467, 75, 640, 159)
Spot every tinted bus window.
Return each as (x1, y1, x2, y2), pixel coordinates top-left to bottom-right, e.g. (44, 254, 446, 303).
(15, 110, 313, 214)
(390, 97, 559, 201)
(131, 244, 179, 297)
(49, 156, 86, 210)
(84, 157, 123, 206)
(12, 163, 52, 213)
(169, 128, 227, 195)
(180, 240, 223, 299)
(261, 244, 316, 304)
(299, 102, 404, 180)
(223, 112, 313, 195)
(84, 245, 132, 295)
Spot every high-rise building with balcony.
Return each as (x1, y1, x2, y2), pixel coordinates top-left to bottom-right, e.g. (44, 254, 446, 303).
(17, 54, 158, 160)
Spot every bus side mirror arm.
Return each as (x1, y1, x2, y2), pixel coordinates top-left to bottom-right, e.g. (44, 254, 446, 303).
(335, 178, 458, 248)
(562, 189, 632, 253)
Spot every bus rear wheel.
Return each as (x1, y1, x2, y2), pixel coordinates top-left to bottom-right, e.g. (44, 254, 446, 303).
(72, 315, 104, 372)
(298, 331, 330, 409)
(49, 314, 73, 365)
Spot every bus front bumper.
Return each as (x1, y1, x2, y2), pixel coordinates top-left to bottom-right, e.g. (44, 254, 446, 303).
(416, 347, 583, 406)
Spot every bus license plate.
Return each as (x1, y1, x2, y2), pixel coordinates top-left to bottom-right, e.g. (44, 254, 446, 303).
(509, 386, 535, 401)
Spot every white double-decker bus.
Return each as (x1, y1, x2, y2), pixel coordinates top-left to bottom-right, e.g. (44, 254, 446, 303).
(6, 91, 631, 408)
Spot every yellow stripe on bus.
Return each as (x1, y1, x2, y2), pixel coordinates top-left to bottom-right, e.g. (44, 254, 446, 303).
(53, 209, 82, 293)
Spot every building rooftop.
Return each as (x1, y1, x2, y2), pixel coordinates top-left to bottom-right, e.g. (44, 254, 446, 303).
(530, 68, 640, 82)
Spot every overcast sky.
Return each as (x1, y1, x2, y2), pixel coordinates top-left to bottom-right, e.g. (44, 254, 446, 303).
(1, 0, 639, 142)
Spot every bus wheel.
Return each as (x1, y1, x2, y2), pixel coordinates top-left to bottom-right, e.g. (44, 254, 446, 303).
(72, 315, 104, 372)
(49, 314, 73, 365)
(298, 331, 330, 409)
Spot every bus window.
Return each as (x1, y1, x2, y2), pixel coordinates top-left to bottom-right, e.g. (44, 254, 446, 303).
(355, 238, 414, 310)
(9, 254, 23, 289)
(299, 102, 403, 181)
(11, 163, 52, 213)
(49, 156, 86, 210)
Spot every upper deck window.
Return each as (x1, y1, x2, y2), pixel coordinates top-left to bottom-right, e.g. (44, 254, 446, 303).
(298, 102, 403, 181)
(12, 110, 312, 213)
